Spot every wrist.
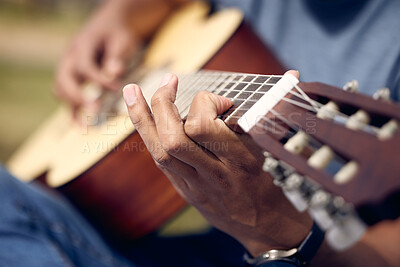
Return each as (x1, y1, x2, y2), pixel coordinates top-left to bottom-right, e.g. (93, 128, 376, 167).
(244, 208, 314, 256)
(244, 223, 325, 267)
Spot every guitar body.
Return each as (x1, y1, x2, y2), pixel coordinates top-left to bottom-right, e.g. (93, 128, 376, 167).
(7, 2, 284, 242)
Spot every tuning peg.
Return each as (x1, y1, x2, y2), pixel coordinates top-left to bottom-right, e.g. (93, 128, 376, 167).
(308, 145, 335, 170)
(334, 161, 359, 184)
(262, 154, 294, 186)
(346, 110, 370, 130)
(308, 190, 335, 230)
(262, 152, 279, 172)
(316, 101, 339, 120)
(284, 131, 309, 155)
(326, 214, 366, 251)
(282, 173, 310, 212)
(342, 80, 359, 92)
(262, 154, 283, 184)
(377, 119, 399, 140)
(262, 156, 309, 212)
(373, 87, 391, 101)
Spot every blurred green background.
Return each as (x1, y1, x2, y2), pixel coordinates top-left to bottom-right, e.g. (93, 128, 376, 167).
(0, 0, 95, 162)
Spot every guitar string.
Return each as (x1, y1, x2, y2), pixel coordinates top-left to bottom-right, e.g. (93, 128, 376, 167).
(243, 82, 366, 168)
(224, 83, 379, 133)
(182, 72, 368, 154)
(141, 70, 367, 169)
(163, 71, 374, 175)
(177, 72, 317, 128)
(172, 71, 313, 123)
(169, 71, 378, 135)
(175, 71, 281, 117)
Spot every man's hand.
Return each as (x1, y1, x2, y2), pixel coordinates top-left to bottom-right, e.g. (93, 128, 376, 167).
(55, 0, 187, 118)
(55, 0, 140, 116)
(123, 73, 312, 256)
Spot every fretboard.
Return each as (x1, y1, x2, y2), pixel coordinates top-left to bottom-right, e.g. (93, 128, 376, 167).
(135, 70, 283, 129)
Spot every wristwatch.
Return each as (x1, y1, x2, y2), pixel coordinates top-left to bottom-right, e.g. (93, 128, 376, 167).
(243, 223, 325, 267)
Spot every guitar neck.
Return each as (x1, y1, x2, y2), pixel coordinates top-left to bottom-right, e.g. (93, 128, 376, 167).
(139, 70, 283, 126)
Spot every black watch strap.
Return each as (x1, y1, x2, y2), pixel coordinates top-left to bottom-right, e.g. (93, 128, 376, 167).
(244, 223, 325, 267)
(297, 223, 325, 264)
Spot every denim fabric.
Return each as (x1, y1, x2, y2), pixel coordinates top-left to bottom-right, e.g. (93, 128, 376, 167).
(0, 167, 134, 267)
(0, 167, 247, 267)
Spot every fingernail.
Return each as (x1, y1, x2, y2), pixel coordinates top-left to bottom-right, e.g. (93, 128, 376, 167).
(160, 73, 172, 87)
(123, 84, 137, 106)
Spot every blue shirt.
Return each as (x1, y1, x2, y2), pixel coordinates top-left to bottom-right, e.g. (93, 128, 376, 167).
(215, 0, 400, 101)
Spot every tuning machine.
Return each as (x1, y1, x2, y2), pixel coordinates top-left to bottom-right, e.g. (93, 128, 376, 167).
(342, 80, 359, 92)
(262, 152, 292, 186)
(261, 153, 366, 251)
(308, 190, 335, 230)
(281, 173, 315, 212)
(373, 87, 391, 101)
(326, 211, 366, 251)
(308, 190, 366, 251)
(262, 153, 312, 212)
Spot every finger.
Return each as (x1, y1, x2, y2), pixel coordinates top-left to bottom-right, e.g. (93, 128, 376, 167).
(76, 43, 121, 91)
(123, 83, 197, 180)
(285, 69, 299, 79)
(55, 60, 83, 110)
(102, 31, 138, 81)
(184, 91, 239, 157)
(150, 74, 219, 169)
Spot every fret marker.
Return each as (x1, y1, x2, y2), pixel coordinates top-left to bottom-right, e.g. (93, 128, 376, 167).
(238, 74, 299, 133)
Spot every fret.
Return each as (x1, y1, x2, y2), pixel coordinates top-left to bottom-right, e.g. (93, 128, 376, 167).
(233, 83, 247, 91)
(148, 70, 283, 121)
(232, 74, 243, 82)
(236, 91, 253, 99)
(253, 76, 270, 84)
(209, 73, 235, 95)
(223, 74, 282, 125)
(258, 84, 273, 93)
(243, 75, 256, 83)
(249, 93, 264, 101)
(267, 76, 282, 84)
(225, 90, 240, 99)
(175, 73, 202, 111)
(244, 83, 261, 92)
(240, 100, 255, 111)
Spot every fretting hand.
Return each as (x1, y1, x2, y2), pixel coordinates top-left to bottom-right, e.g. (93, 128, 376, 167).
(123, 72, 312, 256)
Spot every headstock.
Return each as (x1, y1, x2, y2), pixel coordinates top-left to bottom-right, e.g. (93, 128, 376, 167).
(238, 74, 400, 250)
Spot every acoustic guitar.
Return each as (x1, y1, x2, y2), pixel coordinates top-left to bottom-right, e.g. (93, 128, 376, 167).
(130, 69, 399, 251)
(7, 1, 285, 242)
(7, 1, 399, 252)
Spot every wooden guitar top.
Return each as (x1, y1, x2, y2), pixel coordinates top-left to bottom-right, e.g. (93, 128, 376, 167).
(7, 2, 243, 187)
